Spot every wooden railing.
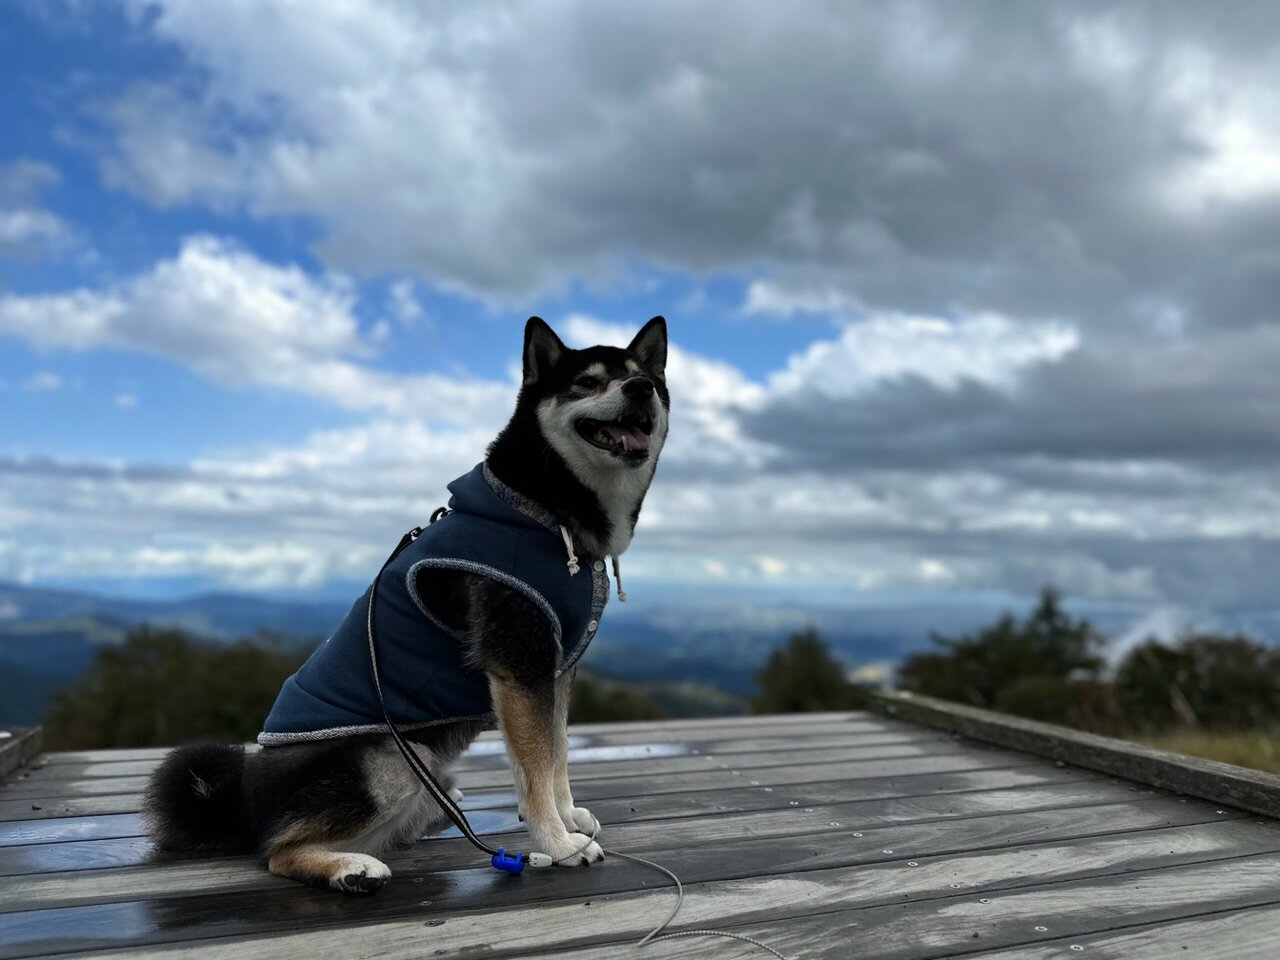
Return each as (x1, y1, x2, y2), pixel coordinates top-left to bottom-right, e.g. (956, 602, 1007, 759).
(870, 690, 1280, 820)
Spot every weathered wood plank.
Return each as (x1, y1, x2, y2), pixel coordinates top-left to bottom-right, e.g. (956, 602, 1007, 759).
(0, 777, 1176, 882)
(28, 844, 1280, 960)
(0, 767, 1116, 852)
(965, 902, 1280, 959)
(16, 730, 941, 783)
(0, 792, 1258, 943)
(0, 754, 1069, 823)
(0, 730, 40, 780)
(872, 690, 1280, 819)
(0, 773, 1131, 911)
(0, 739, 1016, 801)
(0, 814, 142, 849)
(580, 852, 1280, 960)
(32, 712, 889, 764)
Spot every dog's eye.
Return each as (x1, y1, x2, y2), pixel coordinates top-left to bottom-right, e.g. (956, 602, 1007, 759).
(573, 376, 600, 390)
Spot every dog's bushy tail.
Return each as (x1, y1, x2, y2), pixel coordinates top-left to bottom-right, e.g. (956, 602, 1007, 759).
(144, 744, 255, 856)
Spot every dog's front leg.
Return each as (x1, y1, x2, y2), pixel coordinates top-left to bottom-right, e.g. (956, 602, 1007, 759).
(553, 670, 597, 836)
(490, 674, 603, 865)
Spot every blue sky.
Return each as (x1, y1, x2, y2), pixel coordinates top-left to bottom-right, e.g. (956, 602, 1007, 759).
(2, 2, 1279, 643)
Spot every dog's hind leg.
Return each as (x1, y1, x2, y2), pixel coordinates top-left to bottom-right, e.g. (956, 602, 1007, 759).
(267, 841, 392, 894)
(251, 737, 423, 894)
(552, 671, 597, 836)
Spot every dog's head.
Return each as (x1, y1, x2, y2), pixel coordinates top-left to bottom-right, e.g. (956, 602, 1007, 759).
(521, 316, 670, 475)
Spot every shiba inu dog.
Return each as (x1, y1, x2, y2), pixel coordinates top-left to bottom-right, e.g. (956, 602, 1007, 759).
(144, 316, 669, 892)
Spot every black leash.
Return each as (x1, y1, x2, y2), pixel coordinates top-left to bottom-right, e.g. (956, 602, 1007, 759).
(364, 516, 523, 868)
(362, 513, 791, 955)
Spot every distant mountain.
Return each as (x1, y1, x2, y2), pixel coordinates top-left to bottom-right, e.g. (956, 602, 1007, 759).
(0, 582, 347, 643)
(0, 582, 349, 725)
(3, 578, 1276, 727)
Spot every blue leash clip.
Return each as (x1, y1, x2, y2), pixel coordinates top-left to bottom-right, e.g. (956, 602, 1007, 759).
(490, 848, 526, 874)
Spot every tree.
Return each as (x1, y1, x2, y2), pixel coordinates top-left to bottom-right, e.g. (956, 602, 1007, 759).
(751, 628, 867, 714)
(898, 587, 1106, 725)
(569, 672, 667, 723)
(43, 627, 306, 750)
(1115, 633, 1280, 732)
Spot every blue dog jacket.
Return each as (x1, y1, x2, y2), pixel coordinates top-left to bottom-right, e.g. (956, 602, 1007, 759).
(258, 464, 609, 745)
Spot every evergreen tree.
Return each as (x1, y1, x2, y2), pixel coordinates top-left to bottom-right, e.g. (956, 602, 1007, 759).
(569, 673, 667, 723)
(1115, 633, 1280, 732)
(751, 628, 866, 714)
(42, 627, 306, 750)
(897, 586, 1105, 724)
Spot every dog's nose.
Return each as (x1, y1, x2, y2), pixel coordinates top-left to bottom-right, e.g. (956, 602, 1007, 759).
(622, 377, 655, 401)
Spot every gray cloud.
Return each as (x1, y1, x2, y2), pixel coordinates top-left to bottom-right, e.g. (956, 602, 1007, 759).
(88, 1, 1280, 332)
(8, 2, 1280, 617)
(744, 326, 1280, 470)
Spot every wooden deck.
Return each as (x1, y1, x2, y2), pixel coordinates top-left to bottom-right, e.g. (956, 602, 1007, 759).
(2, 710, 1279, 958)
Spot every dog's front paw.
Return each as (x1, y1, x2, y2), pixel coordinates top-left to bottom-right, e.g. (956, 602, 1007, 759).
(538, 829, 604, 866)
(329, 853, 391, 894)
(560, 805, 599, 836)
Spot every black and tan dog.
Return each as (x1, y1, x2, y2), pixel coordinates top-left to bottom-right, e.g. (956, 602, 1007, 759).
(144, 316, 669, 892)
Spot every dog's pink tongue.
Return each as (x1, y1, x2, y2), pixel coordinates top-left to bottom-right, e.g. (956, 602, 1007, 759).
(601, 423, 651, 452)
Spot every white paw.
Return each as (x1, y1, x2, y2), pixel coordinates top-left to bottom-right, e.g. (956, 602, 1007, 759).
(449, 786, 465, 803)
(560, 805, 599, 835)
(538, 830, 604, 866)
(329, 853, 392, 894)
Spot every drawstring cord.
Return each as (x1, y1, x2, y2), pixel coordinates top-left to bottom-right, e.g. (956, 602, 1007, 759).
(611, 555, 627, 602)
(558, 524, 626, 602)
(559, 525, 581, 575)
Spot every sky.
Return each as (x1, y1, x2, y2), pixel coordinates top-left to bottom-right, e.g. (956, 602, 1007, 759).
(1, 1, 1278, 637)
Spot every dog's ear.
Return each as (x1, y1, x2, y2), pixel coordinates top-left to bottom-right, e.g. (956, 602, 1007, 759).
(628, 316, 667, 380)
(523, 317, 565, 385)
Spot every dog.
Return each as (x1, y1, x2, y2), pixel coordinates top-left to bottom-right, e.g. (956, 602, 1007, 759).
(144, 316, 669, 892)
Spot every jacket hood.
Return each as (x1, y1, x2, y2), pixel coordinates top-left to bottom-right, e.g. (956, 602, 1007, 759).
(447, 463, 560, 534)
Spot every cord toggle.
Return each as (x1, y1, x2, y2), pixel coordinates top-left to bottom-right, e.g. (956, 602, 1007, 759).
(490, 848, 526, 874)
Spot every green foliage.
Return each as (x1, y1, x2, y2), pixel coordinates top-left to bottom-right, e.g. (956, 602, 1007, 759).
(569, 672, 667, 723)
(0, 660, 66, 726)
(42, 627, 306, 750)
(751, 628, 867, 714)
(1115, 633, 1280, 733)
(898, 587, 1105, 725)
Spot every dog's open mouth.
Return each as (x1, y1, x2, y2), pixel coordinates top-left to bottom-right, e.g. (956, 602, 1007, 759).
(576, 411, 653, 458)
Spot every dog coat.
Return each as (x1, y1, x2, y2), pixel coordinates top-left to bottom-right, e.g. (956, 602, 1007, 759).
(258, 463, 610, 745)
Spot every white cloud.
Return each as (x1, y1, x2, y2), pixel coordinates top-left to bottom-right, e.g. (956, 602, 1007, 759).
(0, 235, 512, 424)
(0, 208, 69, 250)
(742, 282, 863, 318)
(768, 312, 1080, 396)
(73, 0, 1280, 338)
(387, 280, 425, 325)
(22, 371, 63, 392)
(1157, 43, 1280, 211)
(0, 159, 73, 256)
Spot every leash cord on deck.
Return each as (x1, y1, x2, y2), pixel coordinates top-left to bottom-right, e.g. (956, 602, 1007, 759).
(604, 847, 791, 959)
(561, 819, 788, 959)
(368, 525, 790, 958)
